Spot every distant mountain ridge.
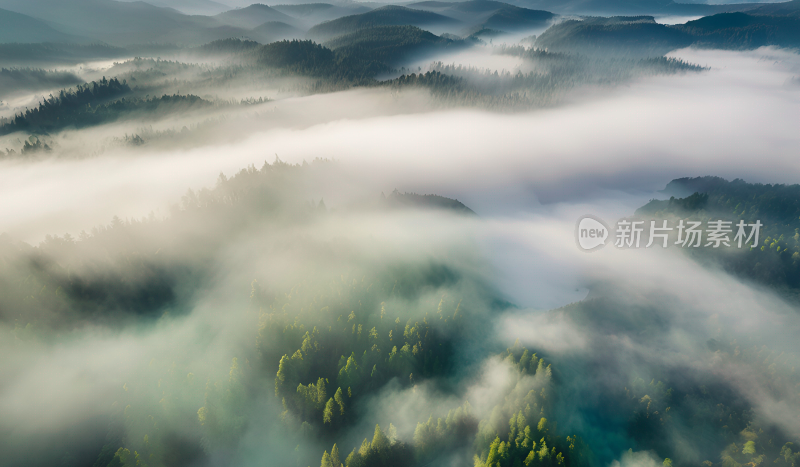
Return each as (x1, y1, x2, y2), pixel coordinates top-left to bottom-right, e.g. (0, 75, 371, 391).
(480, 3, 555, 31)
(116, 0, 231, 15)
(406, 1, 555, 35)
(0, 8, 86, 44)
(307, 5, 460, 41)
(748, 0, 800, 16)
(535, 8, 800, 55)
(249, 21, 304, 42)
(535, 16, 694, 56)
(0, 0, 795, 49)
(272, 3, 373, 18)
(0, 0, 226, 45)
(214, 4, 298, 29)
(325, 25, 466, 67)
(271, 3, 374, 28)
(505, 0, 783, 16)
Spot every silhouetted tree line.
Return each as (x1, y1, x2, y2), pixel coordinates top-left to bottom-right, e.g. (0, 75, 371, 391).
(0, 37, 714, 141)
(0, 77, 130, 134)
(0, 77, 217, 136)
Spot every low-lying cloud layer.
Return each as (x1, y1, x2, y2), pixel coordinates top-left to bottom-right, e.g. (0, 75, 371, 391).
(2, 47, 798, 242)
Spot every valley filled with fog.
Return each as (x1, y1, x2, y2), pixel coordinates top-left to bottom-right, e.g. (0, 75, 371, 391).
(1, 1, 800, 467)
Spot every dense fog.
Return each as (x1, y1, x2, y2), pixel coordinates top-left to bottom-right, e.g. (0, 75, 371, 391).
(2, 1, 800, 467)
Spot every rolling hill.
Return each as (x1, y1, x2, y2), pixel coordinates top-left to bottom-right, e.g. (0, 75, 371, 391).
(446, 0, 511, 14)
(748, 0, 800, 17)
(535, 9, 800, 56)
(270, 3, 373, 29)
(213, 4, 298, 29)
(406, 1, 456, 9)
(306, 5, 460, 41)
(325, 25, 466, 68)
(0, 0, 241, 45)
(272, 3, 372, 19)
(249, 21, 304, 43)
(409, 1, 555, 34)
(535, 16, 693, 56)
(0, 0, 313, 45)
(116, 0, 230, 15)
(638, 175, 800, 296)
(478, 3, 555, 31)
(505, 0, 772, 16)
(385, 190, 476, 214)
(677, 11, 800, 49)
(0, 7, 85, 43)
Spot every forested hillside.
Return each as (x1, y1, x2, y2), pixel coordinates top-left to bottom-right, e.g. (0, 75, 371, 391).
(536, 8, 800, 55)
(0, 7, 85, 43)
(0, 78, 216, 136)
(511, 177, 800, 467)
(0, 159, 592, 467)
(535, 16, 693, 57)
(306, 6, 460, 41)
(325, 26, 467, 68)
(638, 177, 800, 297)
(0, 31, 708, 149)
(1, 0, 796, 149)
(11, 163, 800, 467)
(553, 293, 800, 467)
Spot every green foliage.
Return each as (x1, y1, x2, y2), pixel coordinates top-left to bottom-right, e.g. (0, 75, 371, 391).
(718, 427, 800, 467)
(559, 291, 800, 466)
(340, 424, 414, 467)
(413, 402, 477, 461)
(0, 159, 503, 466)
(316, 342, 588, 467)
(472, 342, 583, 467)
(267, 275, 467, 430)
